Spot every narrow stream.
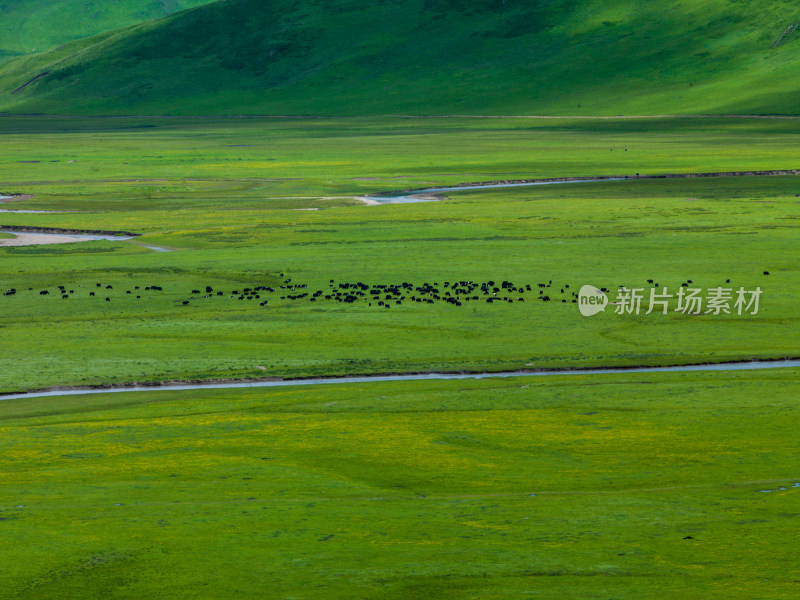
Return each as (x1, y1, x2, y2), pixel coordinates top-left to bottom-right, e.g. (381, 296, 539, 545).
(0, 230, 135, 243)
(3, 359, 799, 402)
(364, 178, 627, 203)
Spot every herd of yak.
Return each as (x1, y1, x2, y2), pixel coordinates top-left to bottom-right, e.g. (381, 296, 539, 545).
(181, 278, 580, 308)
(0, 278, 582, 308)
(2, 272, 773, 308)
(1, 282, 163, 302)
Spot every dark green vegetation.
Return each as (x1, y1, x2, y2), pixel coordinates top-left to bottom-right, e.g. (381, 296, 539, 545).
(2, 369, 800, 598)
(2, 116, 799, 394)
(0, 0, 215, 57)
(3, 0, 800, 115)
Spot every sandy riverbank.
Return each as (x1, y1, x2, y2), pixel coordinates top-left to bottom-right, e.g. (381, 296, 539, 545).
(0, 232, 97, 246)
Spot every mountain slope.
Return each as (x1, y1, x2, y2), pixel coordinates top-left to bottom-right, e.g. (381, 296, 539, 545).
(1, 0, 800, 116)
(0, 0, 216, 57)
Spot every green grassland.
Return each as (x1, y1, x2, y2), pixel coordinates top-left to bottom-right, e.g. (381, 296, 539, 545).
(1, 368, 799, 598)
(1, 116, 799, 393)
(1, 115, 799, 598)
(0, 0, 215, 57)
(2, 2, 799, 596)
(3, 0, 800, 115)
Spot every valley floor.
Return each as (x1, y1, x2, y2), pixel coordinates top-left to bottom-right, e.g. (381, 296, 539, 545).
(0, 115, 798, 598)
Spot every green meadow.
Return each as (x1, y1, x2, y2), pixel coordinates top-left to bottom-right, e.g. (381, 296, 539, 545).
(2, 369, 800, 598)
(1, 115, 799, 597)
(3, 0, 800, 595)
(1, 116, 799, 393)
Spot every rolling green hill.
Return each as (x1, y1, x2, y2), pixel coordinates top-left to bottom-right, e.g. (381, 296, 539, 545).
(1, 0, 800, 115)
(0, 0, 216, 57)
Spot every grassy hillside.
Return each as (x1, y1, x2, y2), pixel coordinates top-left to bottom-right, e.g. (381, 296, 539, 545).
(1, 0, 800, 116)
(0, 0, 215, 57)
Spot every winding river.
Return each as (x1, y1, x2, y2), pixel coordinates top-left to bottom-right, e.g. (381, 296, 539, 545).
(364, 169, 800, 203)
(3, 359, 799, 402)
(364, 178, 627, 203)
(3, 170, 799, 398)
(0, 229, 135, 247)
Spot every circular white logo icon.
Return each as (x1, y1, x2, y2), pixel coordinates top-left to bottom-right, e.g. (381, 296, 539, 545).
(578, 285, 608, 316)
